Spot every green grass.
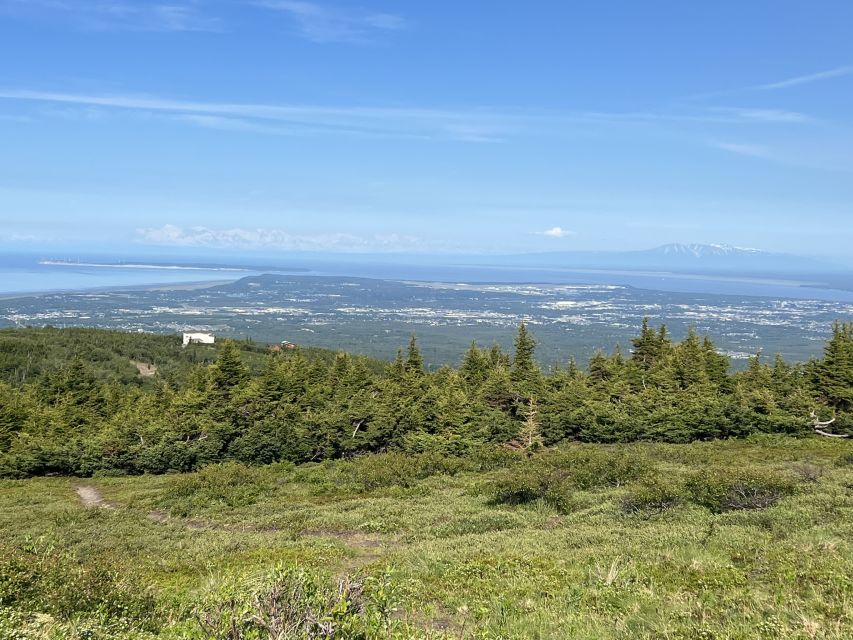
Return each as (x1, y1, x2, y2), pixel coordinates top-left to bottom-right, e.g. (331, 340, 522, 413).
(1, 437, 852, 639)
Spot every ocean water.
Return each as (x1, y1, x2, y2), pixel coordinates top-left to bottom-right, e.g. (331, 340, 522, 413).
(0, 254, 259, 296)
(2, 252, 853, 303)
(308, 261, 853, 303)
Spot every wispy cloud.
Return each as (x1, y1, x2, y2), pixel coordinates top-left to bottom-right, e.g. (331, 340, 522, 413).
(137, 224, 424, 252)
(755, 66, 853, 91)
(0, 0, 221, 32)
(709, 140, 853, 173)
(710, 141, 775, 159)
(0, 88, 815, 145)
(534, 227, 575, 238)
(710, 107, 813, 124)
(254, 1, 405, 44)
(0, 88, 528, 142)
(689, 65, 853, 101)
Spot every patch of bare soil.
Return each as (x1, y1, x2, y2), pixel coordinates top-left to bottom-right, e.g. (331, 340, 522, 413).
(75, 486, 117, 509)
(131, 360, 157, 377)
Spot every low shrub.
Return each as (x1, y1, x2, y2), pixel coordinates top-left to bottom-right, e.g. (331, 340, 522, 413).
(296, 448, 519, 494)
(194, 565, 402, 639)
(484, 447, 649, 513)
(159, 461, 273, 515)
(486, 465, 575, 513)
(836, 451, 853, 467)
(620, 478, 685, 515)
(333, 452, 465, 491)
(553, 447, 650, 489)
(792, 462, 823, 483)
(685, 467, 797, 513)
(0, 537, 158, 634)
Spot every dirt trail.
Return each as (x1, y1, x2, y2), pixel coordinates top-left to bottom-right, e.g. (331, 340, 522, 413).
(75, 485, 116, 509)
(72, 487, 400, 565)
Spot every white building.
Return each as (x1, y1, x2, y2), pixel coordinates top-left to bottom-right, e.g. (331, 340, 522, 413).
(182, 331, 215, 347)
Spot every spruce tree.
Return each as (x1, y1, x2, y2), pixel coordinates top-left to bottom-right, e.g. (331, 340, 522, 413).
(210, 340, 248, 392)
(631, 317, 663, 371)
(510, 322, 539, 386)
(405, 334, 424, 375)
(460, 341, 489, 387)
(817, 321, 853, 410)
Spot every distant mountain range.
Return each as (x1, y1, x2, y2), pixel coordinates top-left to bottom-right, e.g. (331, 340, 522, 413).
(486, 243, 832, 274)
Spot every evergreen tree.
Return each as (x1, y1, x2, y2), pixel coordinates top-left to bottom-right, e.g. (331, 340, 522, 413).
(460, 341, 489, 388)
(588, 351, 612, 383)
(673, 328, 709, 389)
(209, 341, 248, 392)
(510, 322, 540, 393)
(487, 343, 511, 369)
(631, 317, 664, 371)
(703, 336, 730, 388)
(405, 335, 424, 375)
(816, 321, 853, 410)
(388, 349, 406, 381)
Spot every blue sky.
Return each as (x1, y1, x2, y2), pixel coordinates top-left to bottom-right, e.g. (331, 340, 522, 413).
(1, 0, 852, 257)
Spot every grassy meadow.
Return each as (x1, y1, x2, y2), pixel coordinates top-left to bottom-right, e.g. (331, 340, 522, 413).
(1, 436, 852, 639)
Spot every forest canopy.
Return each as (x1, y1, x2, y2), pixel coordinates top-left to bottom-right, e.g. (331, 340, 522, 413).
(0, 321, 851, 478)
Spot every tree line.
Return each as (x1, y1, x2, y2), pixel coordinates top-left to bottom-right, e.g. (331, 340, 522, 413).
(0, 321, 851, 477)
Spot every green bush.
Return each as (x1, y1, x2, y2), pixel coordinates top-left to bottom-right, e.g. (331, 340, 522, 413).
(552, 447, 650, 489)
(836, 451, 853, 467)
(486, 465, 575, 513)
(483, 448, 648, 513)
(299, 451, 489, 494)
(620, 478, 685, 515)
(158, 461, 273, 516)
(685, 467, 797, 513)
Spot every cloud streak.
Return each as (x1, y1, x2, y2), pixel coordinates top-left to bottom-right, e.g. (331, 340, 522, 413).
(755, 66, 853, 90)
(0, 88, 519, 141)
(0, 88, 818, 145)
(254, 1, 405, 44)
(711, 141, 775, 159)
(137, 224, 424, 252)
(710, 107, 813, 124)
(0, 0, 222, 33)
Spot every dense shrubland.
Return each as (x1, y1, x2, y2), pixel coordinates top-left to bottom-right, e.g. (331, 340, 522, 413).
(0, 321, 852, 477)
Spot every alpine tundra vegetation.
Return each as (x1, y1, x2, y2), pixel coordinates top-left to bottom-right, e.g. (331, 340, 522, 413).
(0, 324, 852, 638)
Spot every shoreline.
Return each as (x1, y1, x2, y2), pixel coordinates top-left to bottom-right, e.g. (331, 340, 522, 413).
(38, 260, 253, 272)
(0, 278, 240, 301)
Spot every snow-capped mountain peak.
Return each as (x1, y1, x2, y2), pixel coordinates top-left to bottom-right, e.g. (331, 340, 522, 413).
(654, 243, 766, 258)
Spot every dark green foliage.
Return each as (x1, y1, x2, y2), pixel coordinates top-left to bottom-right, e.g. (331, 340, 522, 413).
(620, 478, 685, 515)
(0, 321, 850, 478)
(835, 451, 853, 467)
(158, 462, 275, 516)
(510, 322, 541, 395)
(404, 334, 424, 375)
(685, 468, 797, 513)
(814, 321, 853, 411)
(486, 466, 575, 513)
(295, 449, 519, 493)
(484, 447, 649, 513)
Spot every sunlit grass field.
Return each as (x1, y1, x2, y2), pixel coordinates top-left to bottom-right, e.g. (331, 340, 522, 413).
(2, 436, 852, 639)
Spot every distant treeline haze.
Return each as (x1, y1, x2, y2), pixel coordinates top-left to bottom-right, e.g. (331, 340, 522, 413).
(0, 321, 851, 477)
